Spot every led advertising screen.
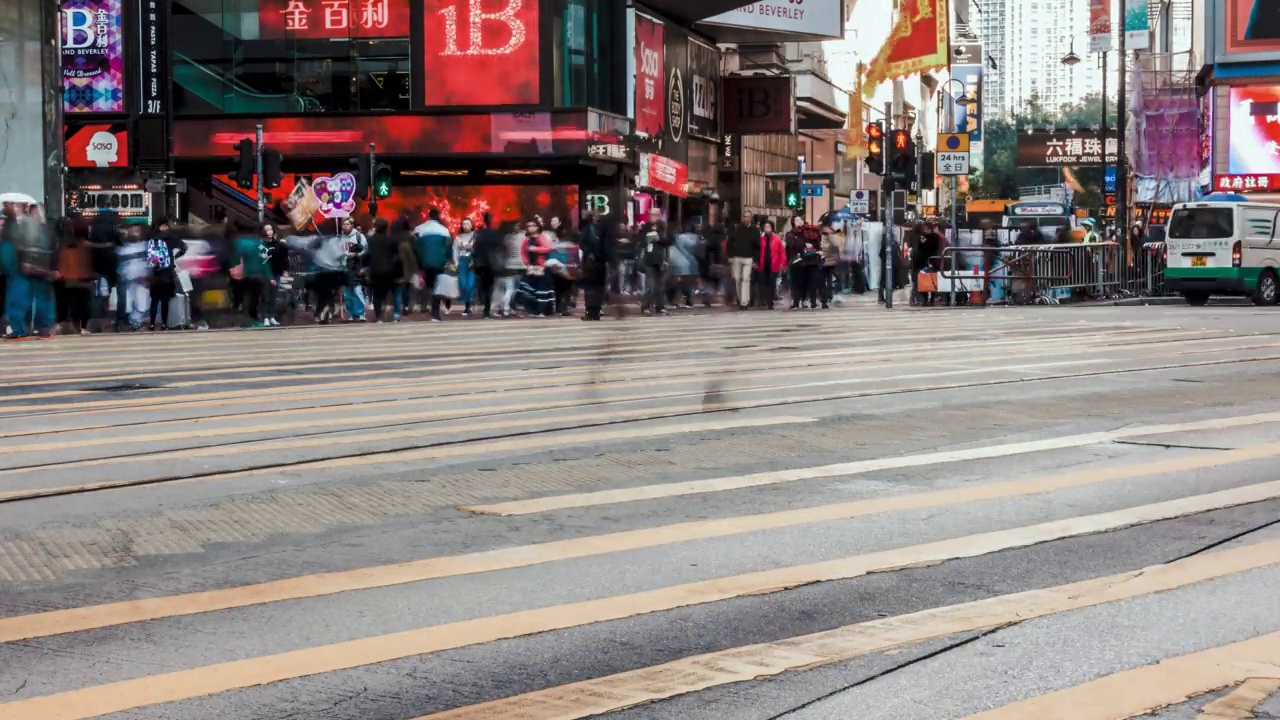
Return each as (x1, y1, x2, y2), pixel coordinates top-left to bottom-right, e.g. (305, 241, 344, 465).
(1228, 85, 1280, 174)
(421, 0, 540, 107)
(61, 0, 125, 113)
(1224, 0, 1280, 58)
(259, 0, 410, 39)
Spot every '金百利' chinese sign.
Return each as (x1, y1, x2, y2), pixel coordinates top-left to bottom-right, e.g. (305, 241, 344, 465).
(1016, 131, 1119, 167)
(62, 0, 125, 113)
(258, 0, 408, 39)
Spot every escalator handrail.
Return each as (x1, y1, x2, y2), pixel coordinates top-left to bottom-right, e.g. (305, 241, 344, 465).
(173, 50, 313, 111)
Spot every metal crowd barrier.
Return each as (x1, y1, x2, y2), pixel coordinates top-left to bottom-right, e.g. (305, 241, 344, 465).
(937, 243, 1124, 306)
(1116, 241, 1170, 298)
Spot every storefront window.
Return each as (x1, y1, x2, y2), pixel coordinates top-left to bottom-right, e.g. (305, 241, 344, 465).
(172, 0, 411, 114)
(551, 0, 614, 110)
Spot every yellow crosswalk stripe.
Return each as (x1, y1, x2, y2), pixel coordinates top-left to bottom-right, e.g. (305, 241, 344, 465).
(961, 635, 1280, 720)
(1198, 677, 1280, 719)
(5, 539, 1276, 720)
(3, 454, 1277, 644)
(418, 542, 1280, 719)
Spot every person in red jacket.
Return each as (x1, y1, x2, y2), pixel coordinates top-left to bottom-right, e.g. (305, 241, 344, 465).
(753, 220, 786, 309)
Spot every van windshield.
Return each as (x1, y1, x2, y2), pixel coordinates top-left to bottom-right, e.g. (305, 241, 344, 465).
(1167, 208, 1233, 239)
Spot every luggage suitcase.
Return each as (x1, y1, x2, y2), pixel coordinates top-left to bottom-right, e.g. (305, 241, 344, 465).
(167, 293, 191, 328)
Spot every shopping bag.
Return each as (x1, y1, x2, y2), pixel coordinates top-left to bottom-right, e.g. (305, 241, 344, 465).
(176, 269, 194, 294)
(917, 271, 938, 293)
(434, 272, 460, 299)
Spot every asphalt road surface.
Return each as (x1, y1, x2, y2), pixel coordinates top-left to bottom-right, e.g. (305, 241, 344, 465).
(1, 304, 1279, 720)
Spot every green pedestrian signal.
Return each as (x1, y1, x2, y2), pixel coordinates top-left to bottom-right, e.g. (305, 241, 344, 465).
(784, 179, 801, 209)
(373, 163, 393, 199)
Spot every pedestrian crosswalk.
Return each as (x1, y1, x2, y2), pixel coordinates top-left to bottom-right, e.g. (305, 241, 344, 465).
(0, 307, 1278, 719)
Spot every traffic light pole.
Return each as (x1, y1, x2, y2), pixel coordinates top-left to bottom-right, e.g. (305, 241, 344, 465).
(797, 154, 806, 219)
(368, 143, 378, 218)
(882, 101, 894, 309)
(255, 124, 264, 223)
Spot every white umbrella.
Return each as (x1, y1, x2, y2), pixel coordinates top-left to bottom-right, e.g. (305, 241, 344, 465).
(0, 192, 37, 205)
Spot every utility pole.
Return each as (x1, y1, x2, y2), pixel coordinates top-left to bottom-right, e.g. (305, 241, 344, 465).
(255, 124, 265, 223)
(797, 153, 806, 220)
(1115, 25, 1128, 269)
(882, 100, 894, 309)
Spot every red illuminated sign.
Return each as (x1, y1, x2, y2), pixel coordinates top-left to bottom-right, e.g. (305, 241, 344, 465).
(1215, 173, 1280, 192)
(65, 123, 129, 168)
(892, 129, 909, 151)
(639, 153, 688, 197)
(865, 123, 882, 140)
(421, 0, 539, 107)
(258, 0, 409, 38)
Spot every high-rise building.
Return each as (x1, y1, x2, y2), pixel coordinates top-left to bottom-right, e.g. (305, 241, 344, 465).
(974, 0, 1116, 120)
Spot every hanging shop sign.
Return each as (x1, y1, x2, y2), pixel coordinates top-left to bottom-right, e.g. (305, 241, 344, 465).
(1089, 0, 1112, 52)
(687, 41, 720, 141)
(66, 185, 150, 218)
(1016, 131, 1118, 167)
(722, 76, 795, 134)
(639, 153, 688, 197)
(634, 13, 666, 138)
(61, 0, 126, 113)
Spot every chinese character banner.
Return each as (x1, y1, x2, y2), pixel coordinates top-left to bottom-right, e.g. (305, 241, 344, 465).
(634, 14, 666, 138)
(1016, 131, 1118, 167)
(1215, 174, 1280, 192)
(862, 0, 948, 93)
(61, 0, 125, 113)
(1227, 85, 1280, 175)
(421, 0, 540, 107)
(259, 0, 409, 39)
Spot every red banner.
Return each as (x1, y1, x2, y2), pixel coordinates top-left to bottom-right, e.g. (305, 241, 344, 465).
(1215, 174, 1280, 192)
(259, 0, 409, 38)
(862, 0, 949, 92)
(640, 153, 688, 197)
(634, 14, 665, 138)
(421, 0, 539, 107)
(1087, 0, 1111, 51)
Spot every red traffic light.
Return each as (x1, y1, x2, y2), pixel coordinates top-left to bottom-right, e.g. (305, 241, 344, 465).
(865, 123, 883, 139)
(867, 140, 882, 156)
(892, 129, 910, 151)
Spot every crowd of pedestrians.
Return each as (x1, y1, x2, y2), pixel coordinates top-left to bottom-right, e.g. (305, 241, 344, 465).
(1, 198, 884, 340)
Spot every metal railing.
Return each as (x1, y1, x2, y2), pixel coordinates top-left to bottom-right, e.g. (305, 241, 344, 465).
(929, 242, 1167, 305)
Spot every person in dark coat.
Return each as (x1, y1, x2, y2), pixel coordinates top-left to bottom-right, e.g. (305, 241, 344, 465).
(469, 212, 503, 319)
(366, 217, 403, 322)
(638, 208, 671, 315)
(577, 211, 611, 320)
(912, 220, 944, 305)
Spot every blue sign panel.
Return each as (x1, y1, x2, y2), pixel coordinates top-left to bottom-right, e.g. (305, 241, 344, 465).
(1104, 166, 1116, 193)
(802, 184, 823, 197)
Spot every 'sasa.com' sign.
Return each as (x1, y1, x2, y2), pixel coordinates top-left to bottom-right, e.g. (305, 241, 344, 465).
(1016, 131, 1119, 167)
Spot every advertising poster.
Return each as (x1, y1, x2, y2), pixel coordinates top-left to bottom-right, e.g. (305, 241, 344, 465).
(1088, 0, 1112, 52)
(949, 64, 983, 143)
(687, 41, 719, 142)
(1199, 89, 1213, 192)
(1123, 0, 1150, 51)
(259, 0, 410, 39)
(634, 14, 666, 138)
(1224, 0, 1280, 57)
(421, 0, 540, 106)
(314, 172, 358, 218)
(283, 178, 322, 230)
(61, 0, 125, 113)
(65, 123, 129, 167)
(1227, 85, 1280, 175)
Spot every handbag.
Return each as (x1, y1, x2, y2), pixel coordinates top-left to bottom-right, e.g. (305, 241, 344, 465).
(229, 260, 245, 280)
(917, 270, 938, 293)
(434, 272, 460, 299)
(411, 272, 426, 291)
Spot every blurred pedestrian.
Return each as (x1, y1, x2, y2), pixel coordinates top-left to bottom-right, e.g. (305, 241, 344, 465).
(55, 219, 95, 335)
(228, 219, 271, 327)
(339, 217, 368, 321)
(456, 217, 478, 315)
(394, 218, 419, 321)
(518, 219, 554, 317)
(470, 212, 501, 319)
(413, 208, 454, 322)
(116, 225, 150, 331)
(145, 220, 186, 330)
(639, 208, 670, 315)
(754, 220, 785, 309)
(669, 223, 700, 309)
(727, 213, 759, 309)
(310, 232, 347, 324)
(263, 223, 290, 326)
(818, 223, 842, 309)
(367, 217, 401, 323)
(548, 223, 580, 316)
(578, 211, 610, 321)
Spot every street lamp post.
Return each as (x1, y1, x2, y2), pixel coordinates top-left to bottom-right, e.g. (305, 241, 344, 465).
(938, 78, 969, 246)
(1062, 33, 1109, 233)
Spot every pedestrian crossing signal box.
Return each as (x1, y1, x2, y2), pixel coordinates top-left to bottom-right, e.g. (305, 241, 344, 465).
(373, 163, 393, 199)
(784, 179, 801, 209)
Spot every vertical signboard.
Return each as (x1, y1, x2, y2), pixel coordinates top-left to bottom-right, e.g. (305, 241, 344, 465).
(137, 0, 167, 115)
(663, 25, 688, 163)
(62, 0, 126, 113)
(1123, 0, 1150, 50)
(421, 0, 540, 106)
(634, 13, 665, 138)
(687, 41, 719, 142)
(949, 64, 982, 143)
(1088, 0, 1112, 52)
(1198, 88, 1213, 192)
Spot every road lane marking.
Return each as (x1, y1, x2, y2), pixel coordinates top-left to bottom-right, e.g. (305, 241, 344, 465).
(0, 415, 814, 502)
(962, 639, 1280, 720)
(418, 542, 1280, 720)
(5, 538, 1278, 720)
(4, 454, 1278, 643)
(467, 410, 1280, 515)
(1199, 678, 1280, 719)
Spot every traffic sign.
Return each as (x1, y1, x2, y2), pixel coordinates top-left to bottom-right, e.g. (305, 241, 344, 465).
(802, 184, 823, 197)
(938, 151, 970, 176)
(848, 189, 870, 214)
(936, 133, 970, 153)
